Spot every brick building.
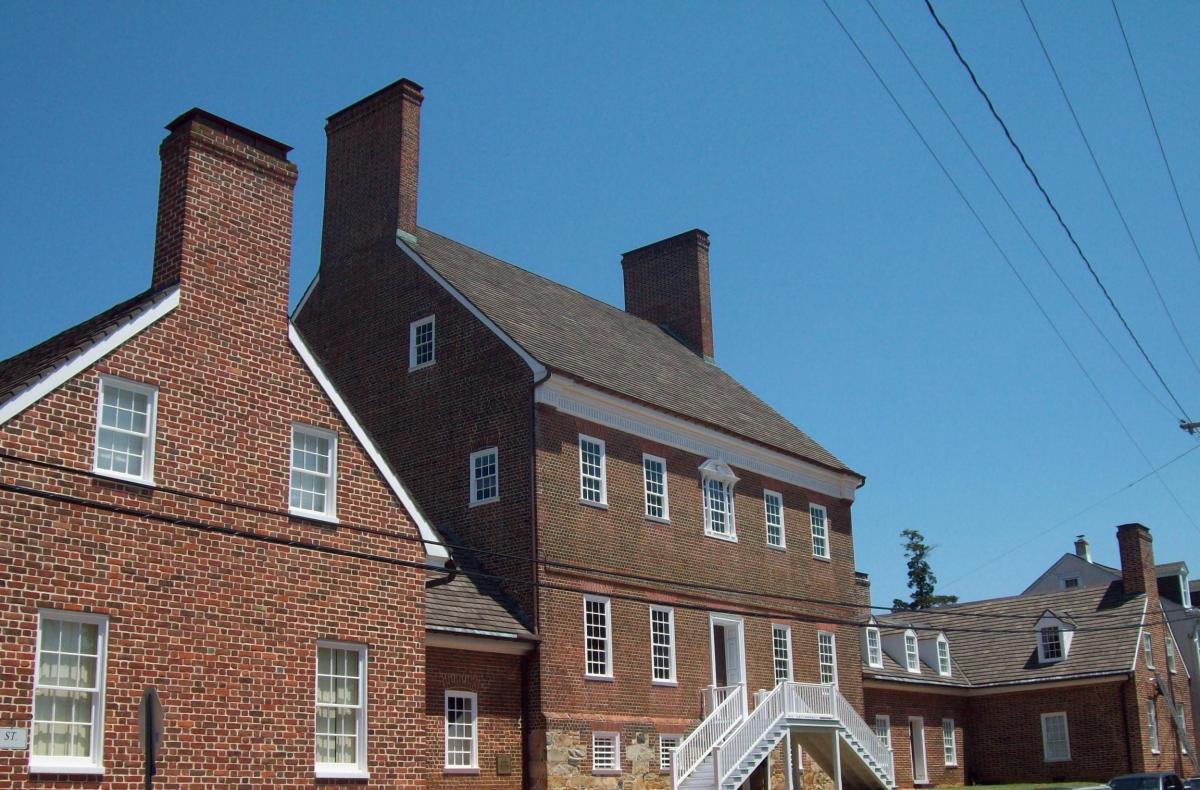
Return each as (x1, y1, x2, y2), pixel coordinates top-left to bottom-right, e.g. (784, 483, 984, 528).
(295, 79, 894, 789)
(861, 524, 1197, 786)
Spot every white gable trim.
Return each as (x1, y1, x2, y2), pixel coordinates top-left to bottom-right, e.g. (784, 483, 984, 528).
(535, 374, 861, 500)
(396, 234, 548, 383)
(0, 288, 181, 427)
(289, 325, 448, 559)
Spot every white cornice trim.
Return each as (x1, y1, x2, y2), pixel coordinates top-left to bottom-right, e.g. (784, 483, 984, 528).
(289, 325, 448, 559)
(535, 374, 861, 500)
(396, 234, 548, 383)
(863, 672, 1127, 696)
(0, 288, 181, 427)
(426, 630, 536, 655)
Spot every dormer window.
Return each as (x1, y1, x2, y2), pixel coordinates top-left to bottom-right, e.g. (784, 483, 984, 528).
(1035, 611, 1074, 663)
(1039, 627, 1063, 662)
(699, 460, 738, 542)
(865, 626, 883, 668)
(904, 630, 919, 673)
(1062, 577, 1079, 590)
(936, 636, 952, 676)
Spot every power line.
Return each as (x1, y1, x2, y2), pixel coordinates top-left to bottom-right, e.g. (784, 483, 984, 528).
(1020, 0, 1200, 384)
(1111, 0, 1200, 276)
(923, 0, 1193, 424)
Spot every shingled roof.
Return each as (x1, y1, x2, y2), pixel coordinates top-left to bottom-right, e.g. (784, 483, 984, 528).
(866, 582, 1145, 688)
(409, 228, 858, 478)
(425, 567, 535, 642)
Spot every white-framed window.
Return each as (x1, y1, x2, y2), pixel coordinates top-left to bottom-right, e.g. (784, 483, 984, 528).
(1165, 636, 1176, 673)
(818, 631, 837, 685)
(1038, 626, 1063, 663)
(865, 627, 883, 668)
(703, 478, 735, 539)
(650, 606, 676, 684)
(1143, 632, 1154, 668)
(579, 435, 607, 505)
(584, 595, 612, 678)
(444, 691, 478, 771)
(773, 625, 793, 685)
(764, 490, 785, 549)
(1062, 577, 1080, 589)
(469, 447, 498, 505)
(904, 630, 920, 673)
(30, 611, 107, 775)
(810, 503, 830, 559)
(409, 314, 436, 370)
(315, 641, 367, 778)
(875, 714, 891, 748)
(658, 734, 680, 772)
(1180, 704, 1189, 755)
(942, 718, 957, 766)
(642, 454, 669, 521)
(94, 376, 157, 484)
(1040, 712, 1070, 762)
(1147, 700, 1159, 753)
(936, 637, 952, 676)
(290, 424, 337, 519)
(592, 731, 620, 773)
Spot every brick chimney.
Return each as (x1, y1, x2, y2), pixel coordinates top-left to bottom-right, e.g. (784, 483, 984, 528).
(621, 229, 715, 361)
(1074, 535, 1092, 563)
(1116, 523, 1157, 604)
(152, 109, 297, 329)
(320, 78, 423, 269)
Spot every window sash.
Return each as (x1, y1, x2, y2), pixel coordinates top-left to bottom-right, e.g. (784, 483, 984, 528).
(703, 477, 735, 537)
(818, 632, 837, 685)
(1144, 632, 1154, 667)
(773, 626, 793, 684)
(579, 436, 606, 504)
(584, 596, 612, 677)
(810, 504, 829, 558)
(444, 691, 478, 769)
(937, 640, 951, 675)
(943, 719, 957, 765)
(1166, 637, 1176, 672)
(1147, 701, 1159, 752)
(592, 732, 619, 771)
(650, 606, 675, 683)
(1041, 713, 1070, 762)
(866, 628, 882, 667)
(875, 715, 890, 747)
(470, 448, 498, 504)
(31, 613, 107, 770)
(94, 377, 156, 483)
(905, 634, 919, 672)
(409, 315, 436, 369)
(642, 455, 668, 520)
(1040, 627, 1063, 661)
(659, 735, 680, 772)
(315, 643, 366, 773)
(291, 425, 337, 517)
(764, 491, 785, 548)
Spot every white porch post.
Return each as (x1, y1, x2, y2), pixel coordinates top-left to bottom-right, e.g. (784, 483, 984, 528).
(831, 730, 843, 790)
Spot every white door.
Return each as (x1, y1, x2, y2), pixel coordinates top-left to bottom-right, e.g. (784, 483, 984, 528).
(910, 717, 928, 784)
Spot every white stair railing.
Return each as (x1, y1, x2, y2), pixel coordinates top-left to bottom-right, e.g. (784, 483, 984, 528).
(702, 684, 741, 716)
(672, 684, 745, 788)
(834, 689, 895, 783)
(714, 683, 788, 783)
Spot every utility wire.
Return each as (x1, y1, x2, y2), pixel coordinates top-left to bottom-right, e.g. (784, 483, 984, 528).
(863, 0, 1176, 421)
(1111, 0, 1200, 277)
(1021, 0, 1200, 384)
(924, 0, 1193, 424)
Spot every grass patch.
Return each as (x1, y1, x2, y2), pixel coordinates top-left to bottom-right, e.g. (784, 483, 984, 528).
(943, 784, 1105, 790)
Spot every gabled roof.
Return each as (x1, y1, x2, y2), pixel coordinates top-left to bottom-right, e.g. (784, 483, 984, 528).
(405, 228, 858, 478)
(867, 582, 1145, 689)
(425, 567, 535, 641)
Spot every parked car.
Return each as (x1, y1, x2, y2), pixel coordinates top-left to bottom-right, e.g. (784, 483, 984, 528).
(1181, 778, 1199, 790)
(1109, 773, 1185, 790)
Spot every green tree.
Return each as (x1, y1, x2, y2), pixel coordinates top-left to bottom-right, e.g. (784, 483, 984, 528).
(892, 529, 959, 611)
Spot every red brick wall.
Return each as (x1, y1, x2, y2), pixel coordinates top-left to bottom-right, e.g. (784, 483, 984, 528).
(621, 229, 714, 360)
(425, 647, 524, 790)
(864, 686, 969, 788)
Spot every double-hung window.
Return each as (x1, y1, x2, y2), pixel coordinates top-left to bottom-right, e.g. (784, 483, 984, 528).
(1143, 632, 1154, 668)
(1166, 636, 1176, 673)
(773, 625, 793, 685)
(865, 627, 883, 668)
(31, 611, 107, 775)
(810, 504, 830, 559)
(444, 691, 478, 771)
(579, 435, 607, 505)
(584, 596, 612, 678)
(94, 376, 157, 484)
(1147, 700, 1159, 753)
(875, 715, 891, 748)
(942, 719, 957, 766)
(658, 734, 680, 772)
(315, 642, 367, 778)
(904, 631, 920, 673)
(699, 460, 739, 541)
(291, 424, 337, 519)
(469, 448, 498, 505)
(642, 454, 669, 521)
(409, 315, 435, 370)
(650, 606, 676, 684)
(936, 637, 952, 676)
(1040, 712, 1070, 762)
(818, 631, 837, 685)
(1039, 627, 1063, 662)
(592, 732, 619, 773)
(764, 490, 785, 549)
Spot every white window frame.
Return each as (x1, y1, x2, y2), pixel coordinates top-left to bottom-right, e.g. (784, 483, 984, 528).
(904, 630, 920, 673)
(93, 375, 158, 485)
(1040, 712, 1071, 763)
(942, 718, 957, 766)
(1062, 576, 1080, 589)
(1143, 632, 1154, 668)
(773, 625, 793, 685)
(1180, 703, 1189, 755)
(1039, 626, 1064, 663)
(591, 731, 620, 774)
(468, 447, 499, 506)
(764, 489, 786, 550)
(578, 435, 607, 506)
(818, 631, 837, 686)
(866, 627, 883, 668)
(1165, 635, 1176, 673)
(1147, 700, 1159, 754)
(649, 605, 676, 685)
(875, 714, 891, 748)
(290, 423, 338, 521)
(314, 640, 368, 779)
(30, 610, 108, 775)
(936, 636, 952, 677)
(700, 469, 738, 542)
(584, 595, 613, 679)
(444, 690, 479, 772)
(658, 734, 681, 773)
(810, 503, 830, 559)
(408, 314, 436, 371)
(642, 453, 670, 522)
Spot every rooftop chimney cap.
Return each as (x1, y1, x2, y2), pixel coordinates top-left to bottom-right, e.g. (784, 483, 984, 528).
(1074, 535, 1092, 562)
(165, 108, 292, 160)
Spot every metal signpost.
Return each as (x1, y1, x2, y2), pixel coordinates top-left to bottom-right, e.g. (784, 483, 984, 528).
(138, 687, 164, 790)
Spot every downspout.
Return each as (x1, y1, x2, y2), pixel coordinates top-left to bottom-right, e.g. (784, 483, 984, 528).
(529, 367, 548, 631)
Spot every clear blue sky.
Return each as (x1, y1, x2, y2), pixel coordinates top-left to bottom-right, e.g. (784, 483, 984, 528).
(2, 1, 1197, 607)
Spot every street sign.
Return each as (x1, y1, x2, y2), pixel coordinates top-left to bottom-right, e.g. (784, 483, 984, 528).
(0, 728, 28, 750)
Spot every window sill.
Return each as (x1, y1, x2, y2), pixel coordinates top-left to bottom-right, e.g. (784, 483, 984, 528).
(469, 497, 499, 508)
(579, 499, 609, 510)
(93, 468, 155, 488)
(704, 530, 738, 543)
(290, 508, 340, 525)
(645, 515, 671, 525)
(592, 769, 622, 776)
(651, 679, 678, 687)
(29, 762, 105, 776)
(409, 361, 435, 373)
(443, 767, 480, 775)
(766, 543, 787, 552)
(315, 767, 369, 780)
(584, 674, 615, 682)
(811, 553, 832, 563)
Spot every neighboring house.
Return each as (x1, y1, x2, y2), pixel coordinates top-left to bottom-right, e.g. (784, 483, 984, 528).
(862, 524, 1197, 786)
(295, 79, 892, 790)
(1024, 535, 1200, 776)
(0, 108, 534, 785)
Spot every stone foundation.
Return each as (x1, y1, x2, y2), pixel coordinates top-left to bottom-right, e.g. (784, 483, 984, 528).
(546, 727, 671, 790)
